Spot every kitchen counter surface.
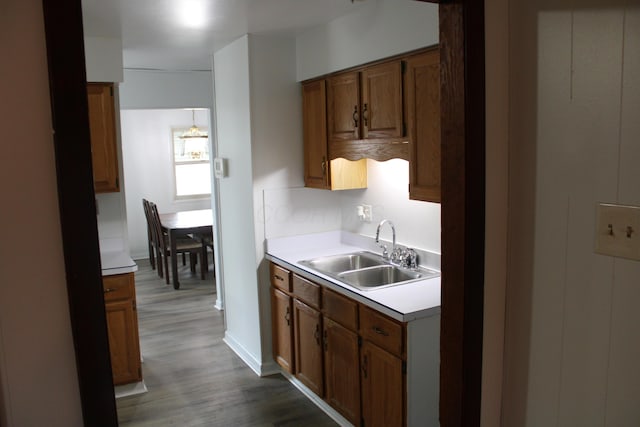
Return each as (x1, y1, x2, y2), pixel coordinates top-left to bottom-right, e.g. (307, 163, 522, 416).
(101, 250, 138, 276)
(265, 231, 441, 322)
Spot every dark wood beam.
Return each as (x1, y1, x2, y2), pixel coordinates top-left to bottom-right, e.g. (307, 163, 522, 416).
(41, 0, 118, 424)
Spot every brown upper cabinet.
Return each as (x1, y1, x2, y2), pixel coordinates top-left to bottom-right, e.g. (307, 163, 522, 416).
(302, 46, 441, 200)
(87, 82, 119, 193)
(327, 61, 406, 162)
(302, 79, 367, 190)
(405, 49, 441, 203)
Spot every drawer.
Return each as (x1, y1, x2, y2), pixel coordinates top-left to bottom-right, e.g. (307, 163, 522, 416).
(322, 288, 358, 331)
(292, 274, 321, 309)
(359, 305, 404, 357)
(102, 273, 134, 303)
(270, 263, 291, 292)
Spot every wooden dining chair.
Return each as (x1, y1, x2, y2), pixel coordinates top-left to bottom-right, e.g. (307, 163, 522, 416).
(142, 199, 156, 270)
(149, 202, 203, 285)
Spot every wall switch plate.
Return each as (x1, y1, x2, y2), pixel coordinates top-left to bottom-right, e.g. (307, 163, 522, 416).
(213, 157, 227, 178)
(595, 203, 640, 261)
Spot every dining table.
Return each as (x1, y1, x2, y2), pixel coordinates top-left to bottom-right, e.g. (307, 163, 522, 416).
(159, 209, 214, 289)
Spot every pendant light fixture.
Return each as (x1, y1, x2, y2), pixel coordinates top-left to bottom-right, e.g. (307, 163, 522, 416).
(180, 109, 207, 139)
(180, 109, 208, 160)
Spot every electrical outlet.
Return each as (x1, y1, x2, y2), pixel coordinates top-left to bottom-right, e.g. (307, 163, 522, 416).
(595, 203, 640, 261)
(356, 204, 373, 222)
(361, 204, 372, 222)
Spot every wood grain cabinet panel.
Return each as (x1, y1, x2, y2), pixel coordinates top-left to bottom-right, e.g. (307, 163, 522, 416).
(361, 61, 404, 140)
(87, 82, 119, 193)
(327, 71, 361, 143)
(271, 287, 294, 373)
(323, 317, 361, 426)
(405, 49, 441, 203)
(103, 273, 141, 385)
(360, 340, 404, 427)
(293, 299, 324, 397)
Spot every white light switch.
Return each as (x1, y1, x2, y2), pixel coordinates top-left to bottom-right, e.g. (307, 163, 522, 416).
(595, 203, 640, 261)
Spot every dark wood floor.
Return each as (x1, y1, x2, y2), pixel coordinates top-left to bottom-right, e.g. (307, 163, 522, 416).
(117, 257, 337, 426)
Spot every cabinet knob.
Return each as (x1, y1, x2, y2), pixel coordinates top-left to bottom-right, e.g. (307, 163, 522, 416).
(321, 156, 327, 177)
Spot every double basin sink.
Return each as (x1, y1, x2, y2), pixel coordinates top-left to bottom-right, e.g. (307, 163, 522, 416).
(299, 251, 440, 291)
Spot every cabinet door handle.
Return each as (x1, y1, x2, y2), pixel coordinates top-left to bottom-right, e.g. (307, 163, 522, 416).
(285, 307, 291, 326)
(362, 103, 368, 127)
(321, 156, 327, 177)
(352, 105, 359, 132)
(373, 326, 389, 336)
(104, 288, 116, 293)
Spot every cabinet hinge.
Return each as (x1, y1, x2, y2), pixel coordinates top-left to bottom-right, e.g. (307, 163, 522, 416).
(402, 361, 407, 375)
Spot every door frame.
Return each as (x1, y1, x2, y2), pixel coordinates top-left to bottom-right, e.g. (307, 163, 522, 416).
(41, 0, 485, 425)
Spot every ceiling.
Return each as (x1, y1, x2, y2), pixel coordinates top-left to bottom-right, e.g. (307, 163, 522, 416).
(81, 0, 370, 71)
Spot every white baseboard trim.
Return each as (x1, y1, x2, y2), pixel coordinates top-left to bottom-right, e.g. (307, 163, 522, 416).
(280, 370, 353, 427)
(223, 333, 263, 376)
(114, 380, 148, 399)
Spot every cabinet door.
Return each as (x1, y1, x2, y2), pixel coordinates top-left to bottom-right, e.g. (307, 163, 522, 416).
(324, 318, 361, 426)
(294, 299, 324, 396)
(405, 50, 441, 202)
(361, 61, 404, 140)
(105, 299, 141, 385)
(87, 83, 119, 193)
(327, 71, 360, 143)
(271, 288, 294, 373)
(361, 341, 404, 427)
(302, 80, 330, 189)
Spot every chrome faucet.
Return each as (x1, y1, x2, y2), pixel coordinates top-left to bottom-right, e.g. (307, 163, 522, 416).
(375, 219, 396, 260)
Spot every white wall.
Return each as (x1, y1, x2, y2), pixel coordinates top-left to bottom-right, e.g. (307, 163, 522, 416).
(0, 0, 83, 424)
(296, 0, 438, 81)
(340, 159, 441, 254)
(504, 3, 640, 426)
(120, 109, 212, 259)
(84, 36, 124, 82)
(119, 69, 213, 110)
(213, 36, 263, 370)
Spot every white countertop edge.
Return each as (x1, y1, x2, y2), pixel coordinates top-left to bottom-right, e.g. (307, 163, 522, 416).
(100, 251, 138, 276)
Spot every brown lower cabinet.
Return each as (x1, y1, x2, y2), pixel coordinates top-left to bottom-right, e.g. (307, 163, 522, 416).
(103, 272, 142, 385)
(269, 261, 414, 427)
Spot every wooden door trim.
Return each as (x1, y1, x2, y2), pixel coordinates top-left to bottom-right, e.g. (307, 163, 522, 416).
(41, 0, 118, 424)
(42, 0, 485, 426)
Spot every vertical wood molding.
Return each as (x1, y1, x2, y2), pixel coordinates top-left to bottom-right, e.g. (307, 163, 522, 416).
(438, 1, 486, 426)
(41, 0, 118, 424)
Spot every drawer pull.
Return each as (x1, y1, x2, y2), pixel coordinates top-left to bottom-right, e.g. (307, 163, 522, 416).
(104, 288, 116, 293)
(274, 274, 284, 282)
(373, 326, 389, 336)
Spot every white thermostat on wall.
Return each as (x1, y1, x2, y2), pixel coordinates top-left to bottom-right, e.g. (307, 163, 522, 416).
(213, 157, 228, 179)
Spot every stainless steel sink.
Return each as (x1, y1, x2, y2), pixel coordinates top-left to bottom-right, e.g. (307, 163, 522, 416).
(298, 251, 386, 274)
(298, 251, 440, 291)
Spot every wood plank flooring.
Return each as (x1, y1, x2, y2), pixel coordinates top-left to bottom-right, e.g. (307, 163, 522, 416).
(117, 257, 337, 426)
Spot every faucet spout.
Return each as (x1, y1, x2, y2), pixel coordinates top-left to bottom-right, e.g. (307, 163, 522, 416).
(375, 219, 396, 259)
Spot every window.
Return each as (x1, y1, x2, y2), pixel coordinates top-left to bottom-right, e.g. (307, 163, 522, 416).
(172, 127, 211, 199)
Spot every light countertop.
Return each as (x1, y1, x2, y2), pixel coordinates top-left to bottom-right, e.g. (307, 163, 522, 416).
(265, 231, 441, 322)
(101, 251, 138, 276)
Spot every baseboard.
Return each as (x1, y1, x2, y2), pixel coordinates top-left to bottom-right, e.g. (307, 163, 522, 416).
(223, 333, 263, 376)
(114, 380, 148, 399)
(280, 370, 353, 427)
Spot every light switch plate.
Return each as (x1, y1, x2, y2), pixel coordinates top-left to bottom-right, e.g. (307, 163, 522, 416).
(595, 203, 640, 261)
